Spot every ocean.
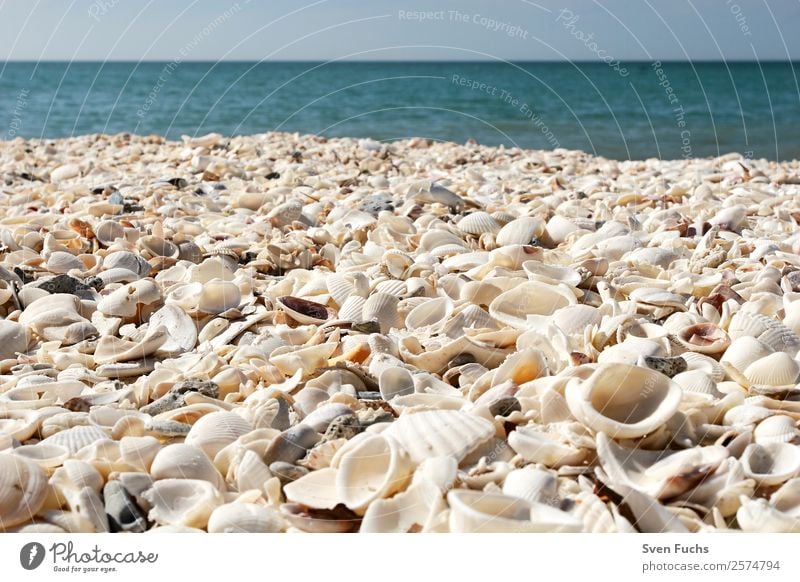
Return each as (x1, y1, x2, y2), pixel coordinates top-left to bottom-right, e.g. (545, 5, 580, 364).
(1, 60, 798, 160)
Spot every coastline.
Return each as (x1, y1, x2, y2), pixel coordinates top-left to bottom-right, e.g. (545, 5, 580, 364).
(2, 131, 800, 533)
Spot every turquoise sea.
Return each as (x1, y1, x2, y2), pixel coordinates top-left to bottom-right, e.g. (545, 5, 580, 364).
(1, 61, 798, 160)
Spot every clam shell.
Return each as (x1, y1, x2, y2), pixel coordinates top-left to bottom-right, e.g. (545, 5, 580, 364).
(743, 352, 799, 387)
(143, 478, 224, 528)
(383, 410, 494, 464)
(564, 364, 682, 439)
(457, 211, 500, 235)
(207, 503, 284, 533)
(754, 415, 799, 445)
(404, 296, 453, 331)
(197, 279, 241, 314)
(496, 216, 545, 246)
(336, 433, 414, 512)
(447, 489, 582, 533)
(150, 444, 226, 489)
(741, 442, 800, 486)
(378, 367, 415, 401)
(0, 455, 49, 529)
(676, 322, 730, 354)
(362, 292, 399, 333)
(508, 426, 588, 468)
(184, 412, 252, 459)
(489, 281, 575, 329)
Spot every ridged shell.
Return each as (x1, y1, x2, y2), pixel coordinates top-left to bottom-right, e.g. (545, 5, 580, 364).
(42, 425, 109, 454)
(383, 410, 494, 464)
(0, 455, 49, 529)
(721, 336, 774, 373)
(456, 211, 500, 235)
(743, 352, 800, 387)
(184, 412, 251, 459)
(362, 292, 400, 333)
(338, 295, 366, 322)
(447, 489, 581, 533)
(754, 415, 799, 445)
(672, 370, 721, 398)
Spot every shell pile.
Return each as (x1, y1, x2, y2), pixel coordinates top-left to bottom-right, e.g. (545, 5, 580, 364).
(3, 132, 800, 533)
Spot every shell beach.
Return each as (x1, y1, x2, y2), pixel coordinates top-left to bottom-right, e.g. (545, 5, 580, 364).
(2, 131, 800, 533)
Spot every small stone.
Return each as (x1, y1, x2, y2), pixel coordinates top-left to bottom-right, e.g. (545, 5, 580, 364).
(104, 481, 148, 533)
(322, 414, 361, 442)
(357, 193, 394, 217)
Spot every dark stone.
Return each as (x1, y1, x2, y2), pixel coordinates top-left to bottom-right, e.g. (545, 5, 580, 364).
(104, 481, 148, 533)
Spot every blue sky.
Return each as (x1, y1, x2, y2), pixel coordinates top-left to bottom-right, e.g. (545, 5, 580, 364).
(0, 0, 797, 61)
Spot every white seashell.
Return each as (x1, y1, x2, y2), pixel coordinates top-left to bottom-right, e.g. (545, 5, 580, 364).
(596, 433, 729, 499)
(404, 297, 453, 331)
(741, 442, 800, 486)
(502, 467, 558, 506)
(0, 455, 49, 529)
(97, 279, 161, 318)
(508, 426, 588, 468)
(150, 444, 226, 489)
(456, 211, 500, 235)
(672, 370, 721, 398)
(737, 496, 800, 533)
(148, 305, 197, 355)
(42, 425, 109, 454)
(675, 322, 730, 354)
(197, 279, 241, 314)
(143, 479, 224, 528)
(185, 412, 252, 459)
(522, 261, 582, 287)
(336, 433, 414, 512)
(721, 336, 774, 374)
(447, 489, 581, 533)
(301, 403, 353, 432)
(283, 467, 341, 510)
(378, 367, 415, 401)
(753, 415, 800, 445)
(489, 282, 576, 330)
(361, 292, 400, 332)
(743, 352, 799, 387)
(565, 364, 682, 439)
(492, 348, 548, 385)
(383, 410, 494, 464)
(207, 503, 284, 533)
(269, 342, 337, 376)
(496, 216, 545, 246)
(13, 443, 70, 469)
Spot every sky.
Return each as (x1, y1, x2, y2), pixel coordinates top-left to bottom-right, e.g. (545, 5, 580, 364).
(0, 0, 798, 62)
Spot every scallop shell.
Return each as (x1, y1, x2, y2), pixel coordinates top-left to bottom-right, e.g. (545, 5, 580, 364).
(672, 370, 721, 398)
(456, 211, 500, 235)
(502, 467, 558, 506)
(143, 478, 224, 528)
(361, 292, 400, 333)
(754, 415, 800, 445)
(564, 364, 682, 439)
(382, 410, 494, 464)
(743, 352, 800, 387)
(42, 425, 109, 454)
(0, 455, 49, 529)
(721, 336, 774, 374)
(184, 412, 252, 459)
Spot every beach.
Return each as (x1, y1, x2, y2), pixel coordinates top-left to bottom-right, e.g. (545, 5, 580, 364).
(2, 131, 800, 533)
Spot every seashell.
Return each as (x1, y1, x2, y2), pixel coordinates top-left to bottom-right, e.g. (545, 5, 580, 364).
(737, 496, 800, 533)
(447, 489, 582, 533)
(0, 455, 49, 529)
(378, 367, 415, 401)
(277, 295, 334, 325)
(741, 442, 800, 486)
(404, 296, 453, 330)
(197, 279, 241, 314)
(269, 342, 337, 376)
(522, 261, 582, 287)
(207, 503, 284, 533)
(13, 443, 70, 469)
(0, 320, 32, 360)
(150, 444, 226, 490)
(148, 305, 197, 355)
(301, 403, 354, 433)
(672, 370, 721, 398)
(743, 352, 799, 387)
(383, 410, 494, 464)
(489, 282, 575, 329)
(508, 426, 588, 468)
(675, 322, 730, 354)
(492, 348, 548, 385)
(595, 433, 729, 499)
(264, 424, 321, 465)
(94, 220, 124, 246)
(361, 292, 400, 333)
(185, 412, 252, 459)
(97, 279, 161, 318)
(42, 425, 109, 454)
(456, 211, 500, 235)
(753, 415, 800, 445)
(502, 467, 559, 506)
(721, 336, 774, 374)
(104, 481, 148, 533)
(336, 433, 414, 512)
(565, 364, 682, 439)
(143, 479, 224, 528)
(283, 467, 341, 510)
(496, 216, 545, 246)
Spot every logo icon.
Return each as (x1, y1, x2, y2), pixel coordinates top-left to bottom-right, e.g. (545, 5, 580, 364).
(20, 542, 46, 570)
